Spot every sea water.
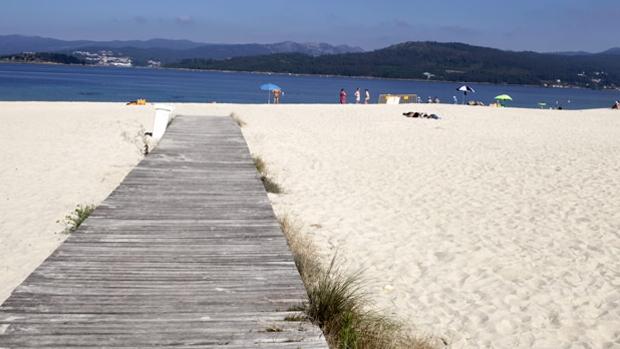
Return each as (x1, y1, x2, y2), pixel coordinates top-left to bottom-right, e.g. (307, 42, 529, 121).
(1, 63, 618, 109)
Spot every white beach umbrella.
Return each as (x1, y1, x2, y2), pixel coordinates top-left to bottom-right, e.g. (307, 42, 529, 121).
(457, 85, 476, 104)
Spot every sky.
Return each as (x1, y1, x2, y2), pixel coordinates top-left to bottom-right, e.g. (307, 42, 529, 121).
(0, 0, 618, 52)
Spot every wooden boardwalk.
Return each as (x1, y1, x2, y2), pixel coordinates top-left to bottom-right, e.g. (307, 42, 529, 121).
(0, 115, 328, 348)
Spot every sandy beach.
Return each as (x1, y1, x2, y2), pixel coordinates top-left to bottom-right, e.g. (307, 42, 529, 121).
(1, 102, 619, 348)
(178, 104, 620, 348)
(0, 102, 153, 303)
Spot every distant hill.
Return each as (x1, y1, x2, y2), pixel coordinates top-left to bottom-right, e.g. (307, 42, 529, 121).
(4, 35, 619, 88)
(602, 47, 620, 55)
(552, 51, 594, 56)
(554, 48, 620, 56)
(0, 35, 92, 55)
(0, 35, 363, 64)
(0, 52, 86, 65)
(168, 41, 620, 88)
(62, 42, 364, 65)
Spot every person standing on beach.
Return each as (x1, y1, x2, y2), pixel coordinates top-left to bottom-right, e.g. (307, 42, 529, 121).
(339, 89, 347, 104)
(354, 88, 361, 104)
(273, 89, 282, 104)
(364, 89, 370, 104)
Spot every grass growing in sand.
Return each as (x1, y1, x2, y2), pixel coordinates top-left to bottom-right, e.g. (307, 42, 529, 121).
(278, 216, 435, 349)
(261, 176, 282, 194)
(60, 204, 96, 234)
(253, 155, 282, 194)
(230, 112, 246, 127)
(121, 125, 151, 156)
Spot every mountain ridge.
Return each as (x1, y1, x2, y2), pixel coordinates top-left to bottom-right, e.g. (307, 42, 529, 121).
(602, 47, 620, 55)
(2, 35, 619, 88)
(167, 41, 620, 88)
(0, 35, 364, 61)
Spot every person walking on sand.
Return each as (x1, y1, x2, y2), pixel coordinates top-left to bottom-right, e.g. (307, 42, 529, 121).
(354, 88, 361, 104)
(364, 89, 370, 104)
(339, 89, 347, 104)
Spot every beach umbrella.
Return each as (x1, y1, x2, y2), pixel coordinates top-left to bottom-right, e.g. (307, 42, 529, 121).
(494, 94, 513, 106)
(260, 83, 282, 104)
(494, 94, 513, 101)
(457, 85, 475, 104)
(457, 85, 475, 94)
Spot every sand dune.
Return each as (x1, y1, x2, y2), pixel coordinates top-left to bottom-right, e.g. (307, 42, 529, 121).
(1, 103, 619, 348)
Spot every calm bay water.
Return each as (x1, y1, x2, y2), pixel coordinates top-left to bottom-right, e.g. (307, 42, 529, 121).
(1, 63, 618, 109)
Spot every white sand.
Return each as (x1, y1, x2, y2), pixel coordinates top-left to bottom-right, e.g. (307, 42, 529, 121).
(2, 102, 619, 348)
(175, 104, 620, 348)
(0, 102, 153, 303)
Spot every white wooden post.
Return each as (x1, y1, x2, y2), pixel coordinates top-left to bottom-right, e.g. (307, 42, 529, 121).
(153, 104, 174, 142)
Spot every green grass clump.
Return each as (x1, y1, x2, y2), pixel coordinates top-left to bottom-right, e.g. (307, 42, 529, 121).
(305, 261, 363, 329)
(61, 204, 96, 234)
(253, 155, 282, 194)
(278, 215, 436, 349)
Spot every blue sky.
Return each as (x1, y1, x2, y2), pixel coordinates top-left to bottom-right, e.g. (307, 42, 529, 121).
(1, 0, 618, 52)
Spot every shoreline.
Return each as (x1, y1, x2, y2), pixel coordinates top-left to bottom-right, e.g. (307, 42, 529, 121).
(0, 100, 613, 112)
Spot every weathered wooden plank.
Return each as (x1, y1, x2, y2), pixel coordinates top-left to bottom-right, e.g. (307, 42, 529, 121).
(0, 115, 327, 348)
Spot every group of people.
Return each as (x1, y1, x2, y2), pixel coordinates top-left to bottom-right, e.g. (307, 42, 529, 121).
(339, 88, 371, 104)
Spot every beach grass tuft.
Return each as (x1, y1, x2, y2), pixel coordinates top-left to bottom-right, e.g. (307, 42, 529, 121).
(278, 215, 436, 349)
(253, 155, 282, 194)
(253, 156, 267, 175)
(230, 113, 246, 127)
(261, 176, 282, 194)
(61, 204, 96, 234)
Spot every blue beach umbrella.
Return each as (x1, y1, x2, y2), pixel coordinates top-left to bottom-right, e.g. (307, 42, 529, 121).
(260, 83, 281, 91)
(260, 83, 281, 103)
